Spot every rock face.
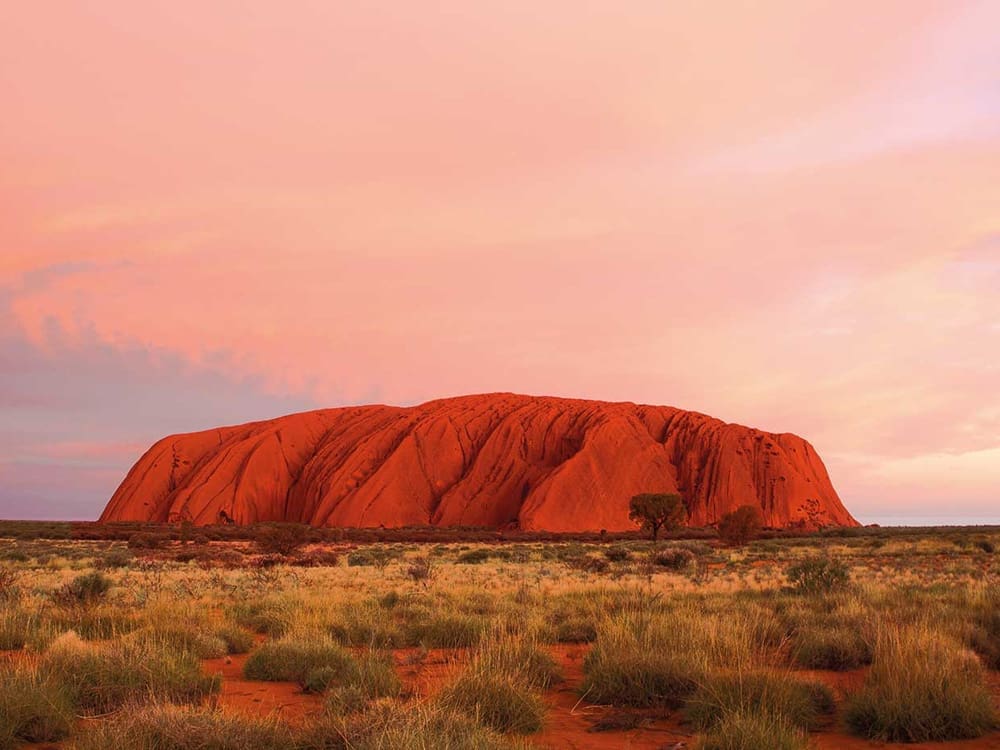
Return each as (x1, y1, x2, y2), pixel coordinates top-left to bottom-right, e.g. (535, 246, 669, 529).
(99, 393, 857, 531)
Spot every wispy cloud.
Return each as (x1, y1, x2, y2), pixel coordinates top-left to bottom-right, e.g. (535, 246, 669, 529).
(0, 1, 997, 522)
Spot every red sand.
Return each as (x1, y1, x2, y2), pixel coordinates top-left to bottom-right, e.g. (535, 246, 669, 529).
(100, 393, 856, 531)
(8, 645, 1000, 748)
(201, 652, 324, 723)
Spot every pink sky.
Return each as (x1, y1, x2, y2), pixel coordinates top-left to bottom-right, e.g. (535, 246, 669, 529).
(1, 1, 998, 524)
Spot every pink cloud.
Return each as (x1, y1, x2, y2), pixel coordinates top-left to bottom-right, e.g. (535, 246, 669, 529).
(1, 1, 997, 523)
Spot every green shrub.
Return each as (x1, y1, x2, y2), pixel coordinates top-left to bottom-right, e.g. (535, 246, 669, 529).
(786, 556, 850, 594)
(844, 623, 997, 741)
(127, 532, 168, 550)
(346, 547, 401, 568)
(696, 709, 808, 750)
(291, 549, 341, 567)
(603, 546, 631, 562)
(457, 548, 492, 564)
(52, 570, 112, 606)
(254, 523, 311, 556)
(0, 665, 74, 749)
(99, 547, 134, 569)
(651, 547, 696, 571)
(685, 671, 833, 731)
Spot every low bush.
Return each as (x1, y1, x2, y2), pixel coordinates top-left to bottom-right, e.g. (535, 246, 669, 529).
(290, 549, 341, 567)
(456, 548, 492, 564)
(717, 505, 765, 546)
(603, 546, 631, 562)
(786, 556, 850, 594)
(98, 547, 133, 569)
(0, 548, 28, 563)
(254, 523, 312, 556)
(52, 570, 112, 607)
(844, 623, 997, 741)
(651, 547, 696, 571)
(127, 532, 168, 550)
(346, 546, 402, 568)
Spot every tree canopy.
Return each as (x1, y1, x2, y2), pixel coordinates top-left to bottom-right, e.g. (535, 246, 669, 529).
(629, 493, 688, 540)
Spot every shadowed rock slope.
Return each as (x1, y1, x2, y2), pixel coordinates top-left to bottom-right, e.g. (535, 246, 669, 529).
(99, 393, 857, 531)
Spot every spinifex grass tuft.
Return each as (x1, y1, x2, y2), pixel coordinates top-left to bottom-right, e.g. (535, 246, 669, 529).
(72, 702, 294, 750)
(684, 669, 834, 731)
(39, 631, 219, 715)
(696, 709, 809, 750)
(845, 621, 997, 742)
(0, 664, 74, 750)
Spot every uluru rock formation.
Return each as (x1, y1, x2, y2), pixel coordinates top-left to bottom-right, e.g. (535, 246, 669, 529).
(100, 393, 857, 531)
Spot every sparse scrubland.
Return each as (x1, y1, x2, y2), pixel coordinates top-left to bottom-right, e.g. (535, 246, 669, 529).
(0, 521, 997, 748)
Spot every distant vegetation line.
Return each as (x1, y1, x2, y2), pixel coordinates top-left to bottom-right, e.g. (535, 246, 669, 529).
(0, 519, 997, 544)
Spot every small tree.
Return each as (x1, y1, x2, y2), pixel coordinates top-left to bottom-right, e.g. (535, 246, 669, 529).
(718, 504, 765, 546)
(629, 493, 687, 540)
